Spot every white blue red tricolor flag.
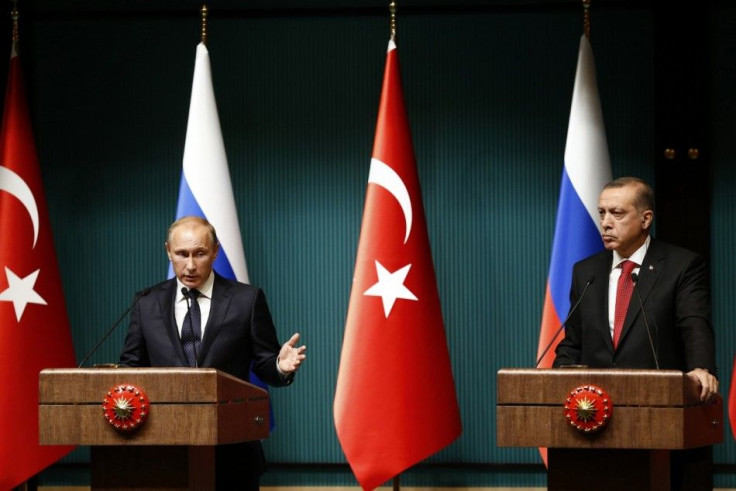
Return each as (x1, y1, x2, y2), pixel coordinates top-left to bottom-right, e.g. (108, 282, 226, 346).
(536, 34, 611, 462)
(171, 42, 273, 428)
(171, 42, 248, 283)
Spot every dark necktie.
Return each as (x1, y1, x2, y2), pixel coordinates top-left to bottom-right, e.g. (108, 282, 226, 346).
(613, 260, 637, 349)
(181, 289, 201, 367)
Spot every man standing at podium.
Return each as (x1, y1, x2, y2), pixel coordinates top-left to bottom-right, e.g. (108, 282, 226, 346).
(553, 177, 717, 489)
(119, 216, 306, 490)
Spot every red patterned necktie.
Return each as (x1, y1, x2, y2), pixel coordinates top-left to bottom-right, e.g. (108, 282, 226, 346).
(613, 260, 637, 349)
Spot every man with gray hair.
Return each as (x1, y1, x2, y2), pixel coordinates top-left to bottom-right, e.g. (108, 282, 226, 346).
(554, 177, 717, 490)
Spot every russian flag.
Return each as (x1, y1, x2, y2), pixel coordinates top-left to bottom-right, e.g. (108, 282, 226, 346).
(536, 34, 611, 461)
(171, 42, 273, 429)
(171, 42, 248, 284)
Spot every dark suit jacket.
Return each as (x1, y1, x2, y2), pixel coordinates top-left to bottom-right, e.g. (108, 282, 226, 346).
(553, 239, 716, 374)
(119, 273, 292, 484)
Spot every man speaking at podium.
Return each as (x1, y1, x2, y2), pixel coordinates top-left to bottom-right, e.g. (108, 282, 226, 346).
(552, 177, 717, 490)
(119, 216, 306, 490)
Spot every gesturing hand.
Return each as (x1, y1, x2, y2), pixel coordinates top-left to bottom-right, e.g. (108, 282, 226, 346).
(278, 333, 307, 374)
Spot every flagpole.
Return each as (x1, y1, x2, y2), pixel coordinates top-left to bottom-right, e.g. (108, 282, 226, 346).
(11, 0, 18, 44)
(201, 4, 208, 45)
(389, 1, 397, 40)
(390, 2, 400, 490)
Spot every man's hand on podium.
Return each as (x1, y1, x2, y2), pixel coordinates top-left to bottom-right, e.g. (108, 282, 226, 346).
(687, 368, 718, 402)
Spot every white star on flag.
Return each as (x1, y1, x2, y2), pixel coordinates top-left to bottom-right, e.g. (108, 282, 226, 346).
(0, 267, 47, 321)
(363, 260, 418, 318)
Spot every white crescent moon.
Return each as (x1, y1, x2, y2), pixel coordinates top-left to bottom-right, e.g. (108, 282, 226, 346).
(368, 158, 412, 244)
(0, 166, 39, 248)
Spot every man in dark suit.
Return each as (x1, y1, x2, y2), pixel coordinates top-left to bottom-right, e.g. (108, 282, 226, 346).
(553, 177, 717, 489)
(119, 216, 306, 490)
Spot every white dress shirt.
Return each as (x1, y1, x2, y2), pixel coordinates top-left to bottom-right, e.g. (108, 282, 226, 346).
(174, 271, 215, 337)
(607, 235, 650, 338)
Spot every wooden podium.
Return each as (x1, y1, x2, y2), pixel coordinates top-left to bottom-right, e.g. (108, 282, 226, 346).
(496, 368, 723, 491)
(39, 367, 269, 490)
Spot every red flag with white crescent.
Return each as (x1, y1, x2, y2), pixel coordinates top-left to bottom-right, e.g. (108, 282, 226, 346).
(334, 38, 462, 491)
(728, 356, 736, 441)
(0, 47, 76, 488)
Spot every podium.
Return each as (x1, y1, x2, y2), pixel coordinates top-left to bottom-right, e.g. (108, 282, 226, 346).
(39, 367, 269, 490)
(496, 368, 723, 491)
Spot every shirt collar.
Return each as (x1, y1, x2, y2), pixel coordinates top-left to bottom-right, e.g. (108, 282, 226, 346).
(612, 235, 650, 270)
(175, 271, 215, 302)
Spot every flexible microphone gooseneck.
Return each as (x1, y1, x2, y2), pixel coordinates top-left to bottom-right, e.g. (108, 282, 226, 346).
(534, 276, 595, 368)
(77, 288, 152, 368)
(181, 287, 199, 367)
(631, 272, 660, 369)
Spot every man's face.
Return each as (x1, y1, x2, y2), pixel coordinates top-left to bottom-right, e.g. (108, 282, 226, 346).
(166, 222, 218, 290)
(597, 184, 652, 258)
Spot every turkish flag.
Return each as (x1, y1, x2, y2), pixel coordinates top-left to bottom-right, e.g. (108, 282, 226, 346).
(0, 47, 76, 488)
(334, 39, 462, 490)
(729, 356, 736, 440)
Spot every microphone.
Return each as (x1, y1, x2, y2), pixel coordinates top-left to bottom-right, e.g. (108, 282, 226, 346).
(181, 287, 198, 367)
(631, 272, 659, 369)
(534, 276, 595, 368)
(78, 288, 152, 368)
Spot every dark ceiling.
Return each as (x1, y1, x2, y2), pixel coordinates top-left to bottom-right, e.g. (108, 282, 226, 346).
(19, 0, 649, 16)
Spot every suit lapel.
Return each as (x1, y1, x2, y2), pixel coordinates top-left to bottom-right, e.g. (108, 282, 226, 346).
(198, 274, 233, 364)
(158, 279, 189, 366)
(620, 239, 664, 346)
(591, 252, 615, 351)
(633, 241, 663, 305)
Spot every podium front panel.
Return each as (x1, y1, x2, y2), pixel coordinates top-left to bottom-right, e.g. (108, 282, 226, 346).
(496, 368, 723, 450)
(39, 367, 269, 446)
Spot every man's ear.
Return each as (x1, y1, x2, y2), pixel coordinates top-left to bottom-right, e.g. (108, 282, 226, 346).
(641, 210, 654, 230)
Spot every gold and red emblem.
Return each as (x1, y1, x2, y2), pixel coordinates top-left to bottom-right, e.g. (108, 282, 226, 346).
(564, 384, 612, 433)
(102, 384, 150, 431)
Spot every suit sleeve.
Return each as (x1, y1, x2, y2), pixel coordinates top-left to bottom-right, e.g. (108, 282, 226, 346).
(552, 264, 584, 367)
(676, 254, 716, 375)
(249, 289, 294, 387)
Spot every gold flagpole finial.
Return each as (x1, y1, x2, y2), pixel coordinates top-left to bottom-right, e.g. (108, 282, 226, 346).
(11, 0, 19, 43)
(389, 1, 397, 40)
(201, 4, 208, 45)
(582, 0, 591, 39)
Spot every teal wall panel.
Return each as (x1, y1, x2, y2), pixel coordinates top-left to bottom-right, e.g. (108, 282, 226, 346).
(5, 1, 733, 487)
(712, 3, 736, 479)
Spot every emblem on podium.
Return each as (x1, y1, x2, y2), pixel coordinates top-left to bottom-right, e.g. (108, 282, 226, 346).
(102, 384, 150, 431)
(564, 384, 612, 433)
